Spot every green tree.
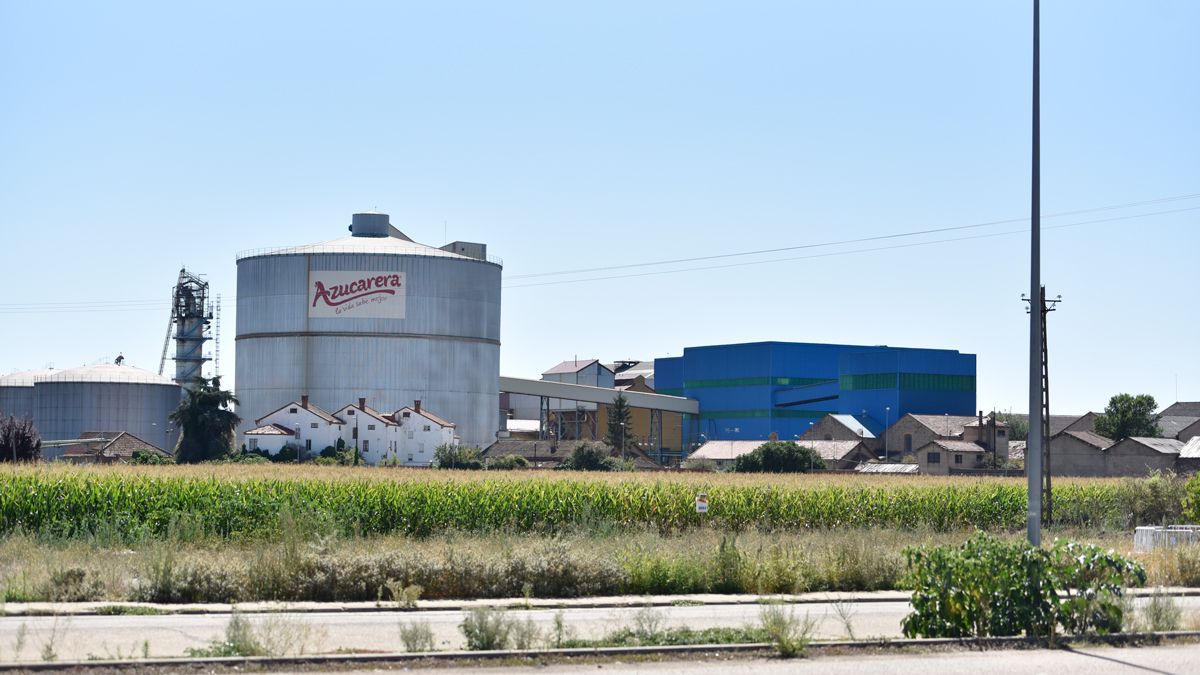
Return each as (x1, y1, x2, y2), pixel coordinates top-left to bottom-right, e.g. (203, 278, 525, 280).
(170, 377, 241, 463)
(733, 441, 825, 473)
(992, 412, 1029, 442)
(434, 444, 484, 469)
(1094, 393, 1161, 441)
(605, 394, 635, 456)
(0, 415, 41, 462)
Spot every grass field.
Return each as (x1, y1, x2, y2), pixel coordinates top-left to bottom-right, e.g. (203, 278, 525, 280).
(0, 465, 1189, 603)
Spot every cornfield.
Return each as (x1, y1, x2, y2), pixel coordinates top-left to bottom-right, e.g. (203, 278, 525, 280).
(0, 465, 1165, 541)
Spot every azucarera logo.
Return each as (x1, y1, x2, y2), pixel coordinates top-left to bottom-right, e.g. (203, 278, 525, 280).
(311, 274, 403, 308)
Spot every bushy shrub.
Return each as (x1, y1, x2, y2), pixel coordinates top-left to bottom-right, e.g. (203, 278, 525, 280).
(131, 450, 174, 465)
(434, 444, 484, 470)
(489, 454, 529, 470)
(733, 441, 825, 473)
(557, 443, 619, 471)
(902, 532, 1145, 638)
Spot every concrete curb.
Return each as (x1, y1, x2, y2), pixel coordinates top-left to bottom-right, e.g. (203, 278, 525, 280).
(2, 587, 1195, 617)
(2, 631, 1199, 671)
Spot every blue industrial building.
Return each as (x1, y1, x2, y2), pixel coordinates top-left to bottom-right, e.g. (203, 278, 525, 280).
(654, 341, 975, 447)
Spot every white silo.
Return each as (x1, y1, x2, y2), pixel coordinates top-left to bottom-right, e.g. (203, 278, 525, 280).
(34, 363, 182, 458)
(0, 369, 55, 420)
(235, 212, 502, 448)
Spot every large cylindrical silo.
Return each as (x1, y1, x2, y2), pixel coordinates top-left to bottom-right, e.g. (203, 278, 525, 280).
(34, 364, 183, 459)
(235, 212, 502, 448)
(0, 369, 55, 420)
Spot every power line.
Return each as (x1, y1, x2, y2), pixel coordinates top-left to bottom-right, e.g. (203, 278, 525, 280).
(506, 192, 1200, 281)
(503, 204, 1200, 289)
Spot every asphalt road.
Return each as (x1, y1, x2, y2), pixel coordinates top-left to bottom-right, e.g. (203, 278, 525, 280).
(1, 596, 1198, 663)
(0, 601, 906, 661)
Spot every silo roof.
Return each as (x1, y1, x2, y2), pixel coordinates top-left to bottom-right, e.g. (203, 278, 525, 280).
(0, 368, 58, 387)
(238, 233, 496, 263)
(37, 363, 179, 386)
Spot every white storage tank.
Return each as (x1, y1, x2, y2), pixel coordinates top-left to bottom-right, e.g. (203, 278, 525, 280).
(0, 369, 55, 420)
(235, 212, 502, 448)
(34, 363, 182, 458)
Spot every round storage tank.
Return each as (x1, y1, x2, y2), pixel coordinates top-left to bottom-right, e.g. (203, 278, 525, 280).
(0, 369, 55, 420)
(235, 212, 502, 448)
(34, 364, 182, 459)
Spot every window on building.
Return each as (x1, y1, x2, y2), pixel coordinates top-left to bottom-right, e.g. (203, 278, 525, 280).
(402, 412, 411, 418)
(407, 430, 414, 439)
(347, 409, 355, 415)
(305, 439, 312, 452)
(368, 424, 376, 431)
(289, 407, 298, 414)
(352, 428, 358, 439)
(407, 454, 413, 462)
(423, 425, 431, 432)
(998, 429, 1007, 437)
(363, 440, 369, 452)
(310, 422, 318, 429)
(954, 454, 963, 464)
(927, 451, 941, 464)
(824, 434, 833, 441)
(248, 438, 258, 450)
(904, 434, 913, 453)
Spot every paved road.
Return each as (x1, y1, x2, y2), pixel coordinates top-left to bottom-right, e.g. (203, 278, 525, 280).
(366, 644, 1200, 674)
(1, 596, 1197, 662)
(0, 601, 903, 661)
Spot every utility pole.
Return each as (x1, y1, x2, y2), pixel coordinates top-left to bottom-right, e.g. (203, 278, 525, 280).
(1027, 0, 1043, 547)
(1024, 286, 1061, 525)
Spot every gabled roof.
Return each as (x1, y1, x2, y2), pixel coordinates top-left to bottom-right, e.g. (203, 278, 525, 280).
(245, 423, 295, 436)
(918, 439, 987, 453)
(395, 406, 456, 428)
(255, 400, 343, 426)
(907, 415, 985, 437)
(1162, 402, 1200, 417)
(543, 359, 609, 375)
(1160, 416, 1200, 439)
(1055, 430, 1114, 450)
(61, 431, 168, 460)
(1006, 413, 1092, 436)
(795, 439, 871, 461)
(828, 414, 876, 439)
(1119, 437, 1184, 455)
(1180, 437, 1200, 460)
(334, 403, 398, 426)
(689, 440, 765, 462)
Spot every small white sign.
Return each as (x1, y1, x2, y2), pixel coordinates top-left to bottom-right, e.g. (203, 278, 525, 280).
(695, 493, 708, 514)
(308, 270, 406, 319)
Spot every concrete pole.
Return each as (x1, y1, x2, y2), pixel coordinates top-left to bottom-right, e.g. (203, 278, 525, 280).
(1027, 0, 1043, 547)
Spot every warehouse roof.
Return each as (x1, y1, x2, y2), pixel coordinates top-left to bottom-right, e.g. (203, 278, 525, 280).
(1005, 413, 1093, 436)
(908, 415, 987, 437)
(1162, 402, 1200, 417)
(795, 439, 871, 462)
(61, 431, 169, 462)
(827, 414, 876, 439)
(543, 359, 609, 375)
(1057, 430, 1114, 449)
(1180, 437, 1200, 459)
(36, 363, 177, 386)
(856, 462, 920, 474)
(1121, 437, 1184, 455)
(689, 440, 765, 462)
(1160, 416, 1200, 439)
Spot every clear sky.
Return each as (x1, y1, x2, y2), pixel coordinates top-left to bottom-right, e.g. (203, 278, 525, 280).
(1, 0, 1197, 416)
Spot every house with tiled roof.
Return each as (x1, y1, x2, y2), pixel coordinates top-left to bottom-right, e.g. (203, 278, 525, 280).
(246, 395, 346, 458)
(915, 439, 991, 475)
(332, 398, 400, 465)
(884, 413, 1008, 463)
(1048, 430, 1115, 477)
(393, 400, 457, 466)
(60, 431, 171, 464)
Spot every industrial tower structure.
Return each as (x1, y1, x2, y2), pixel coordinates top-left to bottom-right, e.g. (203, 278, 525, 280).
(158, 268, 214, 390)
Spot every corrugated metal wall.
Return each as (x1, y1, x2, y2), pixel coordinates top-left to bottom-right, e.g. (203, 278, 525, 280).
(235, 250, 502, 448)
(34, 381, 182, 458)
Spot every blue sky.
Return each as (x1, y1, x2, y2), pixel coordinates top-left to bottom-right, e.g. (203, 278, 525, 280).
(1, 0, 1197, 415)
